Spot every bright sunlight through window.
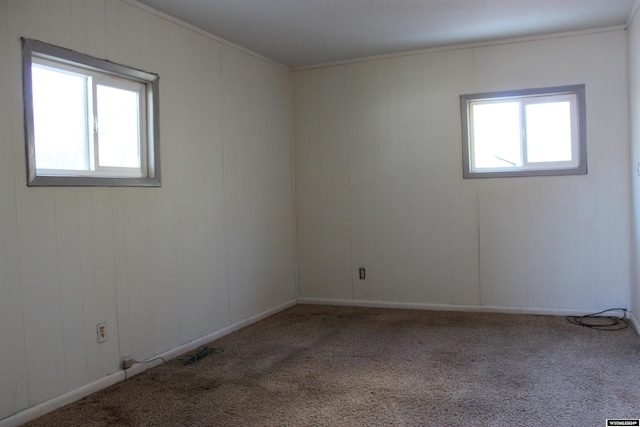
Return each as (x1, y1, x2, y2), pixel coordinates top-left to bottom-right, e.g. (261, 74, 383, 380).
(23, 38, 160, 187)
(460, 85, 586, 179)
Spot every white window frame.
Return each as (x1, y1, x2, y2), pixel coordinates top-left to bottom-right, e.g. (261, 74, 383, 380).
(22, 38, 161, 187)
(460, 85, 587, 179)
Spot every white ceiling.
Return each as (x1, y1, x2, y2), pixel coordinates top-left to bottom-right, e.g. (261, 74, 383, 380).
(136, 0, 638, 68)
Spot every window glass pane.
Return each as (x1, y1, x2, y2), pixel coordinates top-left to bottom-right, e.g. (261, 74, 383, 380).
(471, 102, 521, 169)
(32, 65, 87, 170)
(525, 101, 572, 163)
(96, 84, 141, 168)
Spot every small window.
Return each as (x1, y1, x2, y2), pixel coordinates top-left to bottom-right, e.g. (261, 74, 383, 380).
(22, 38, 161, 186)
(460, 85, 586, 179)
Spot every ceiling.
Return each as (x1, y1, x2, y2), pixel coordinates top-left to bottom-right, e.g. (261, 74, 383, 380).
(136, 0, 638, 69)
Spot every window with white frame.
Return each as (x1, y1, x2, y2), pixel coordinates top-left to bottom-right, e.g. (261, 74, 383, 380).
(22, 38, 161, 186)
(460, 85, 586, 178)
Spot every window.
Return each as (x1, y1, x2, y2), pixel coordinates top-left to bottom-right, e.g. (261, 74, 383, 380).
(460, 85, 586, 179)
(22, 38, 160, 186)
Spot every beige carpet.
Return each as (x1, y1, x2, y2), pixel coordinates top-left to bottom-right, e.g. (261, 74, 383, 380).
(25, 305, 640, 426)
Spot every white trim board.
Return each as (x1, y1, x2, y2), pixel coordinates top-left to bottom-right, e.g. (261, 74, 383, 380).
(628, 0, 640, 26)
(294, 25, 627, 71)
(123, 0, 288, 70)
(0, 299, 296, 427)
(297, 297, 630, 318)
(629, 311, 640, 336)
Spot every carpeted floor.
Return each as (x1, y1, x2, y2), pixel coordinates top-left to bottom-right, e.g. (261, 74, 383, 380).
(25, 305, 640, 426)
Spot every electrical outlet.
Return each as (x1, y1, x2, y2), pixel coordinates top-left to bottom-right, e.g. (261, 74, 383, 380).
(121, 357, 134, 370)
(97, 323, 107, 343)
(359, 267, 366, 280)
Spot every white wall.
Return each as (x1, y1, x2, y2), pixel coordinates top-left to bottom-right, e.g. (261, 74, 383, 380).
(294, 30, 631, 312)
(0, 0, 296, 420)
(629, 10, 640, 325)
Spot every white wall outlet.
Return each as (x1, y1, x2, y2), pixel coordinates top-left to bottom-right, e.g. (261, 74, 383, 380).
(97, 323, 107, 343)
(121, 357, 134, 370)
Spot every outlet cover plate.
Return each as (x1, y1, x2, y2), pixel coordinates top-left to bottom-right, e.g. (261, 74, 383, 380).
(97, 323, 107, 343)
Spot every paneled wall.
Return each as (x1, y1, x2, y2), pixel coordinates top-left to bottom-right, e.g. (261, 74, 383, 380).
(0, 0, 634, 422)
(294, 30, 630, 312)
(0, 0, 296, 420)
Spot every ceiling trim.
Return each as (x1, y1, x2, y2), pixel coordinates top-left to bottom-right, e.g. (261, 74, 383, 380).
(294, 25, 628, 72)
(628, 0, 640, 25)
(122, 0, 289, 70)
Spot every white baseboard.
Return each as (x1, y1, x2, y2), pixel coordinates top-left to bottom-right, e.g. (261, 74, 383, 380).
(628, 311, 640, 335)
(0, 299, 296, 427)
(296, 297, 609, 317)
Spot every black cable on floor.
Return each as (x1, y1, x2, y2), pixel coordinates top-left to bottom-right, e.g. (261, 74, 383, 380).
(566, 308, 628, 331)
(124, 345, 224, 379)
(173, 345, 224, 366)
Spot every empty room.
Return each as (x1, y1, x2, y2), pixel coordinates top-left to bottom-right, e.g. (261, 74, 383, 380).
(2, 0, 640, 425)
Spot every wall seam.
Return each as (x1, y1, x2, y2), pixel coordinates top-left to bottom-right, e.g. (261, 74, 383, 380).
(219, 46, 233, 327)
(289, 70, 300, 300)
(344, 65, 355, 301)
